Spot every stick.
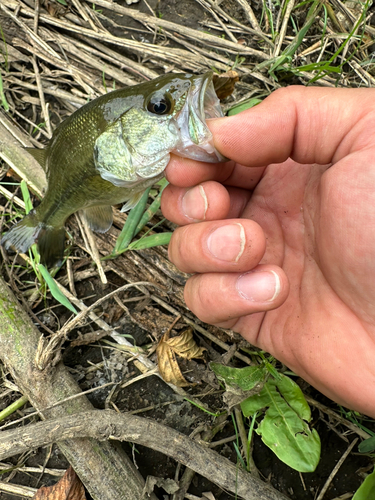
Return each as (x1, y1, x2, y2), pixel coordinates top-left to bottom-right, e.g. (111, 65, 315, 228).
(0, 409, 291, 500)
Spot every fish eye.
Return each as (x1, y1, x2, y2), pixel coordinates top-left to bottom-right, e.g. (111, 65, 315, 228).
(147, 93, 173, 115)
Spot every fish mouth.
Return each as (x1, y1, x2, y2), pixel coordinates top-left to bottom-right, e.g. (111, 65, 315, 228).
(172, 72, 227, 163)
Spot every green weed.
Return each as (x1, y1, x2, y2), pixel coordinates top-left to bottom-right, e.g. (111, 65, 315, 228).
(103, 178, 172, 260)
(211, 358, 321, 473)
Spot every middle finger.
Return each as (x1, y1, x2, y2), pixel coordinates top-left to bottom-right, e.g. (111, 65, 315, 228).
(168, 219, 266, 274)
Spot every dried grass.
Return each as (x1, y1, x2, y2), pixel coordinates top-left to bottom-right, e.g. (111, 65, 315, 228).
(0, 0, 372, 145)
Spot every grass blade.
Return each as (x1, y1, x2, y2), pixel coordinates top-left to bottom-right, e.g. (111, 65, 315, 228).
(134, 178, 168, 236)
(38, 264, 77, 314)
(227, 98, 262, 116)
(20, 180, 33, 214)
(113, 187, 151, 255)
(127, 232, 172, 251)
(308, 0, 370, 84)
(0, 73, 9, 112)
(0, 396, 28, 423)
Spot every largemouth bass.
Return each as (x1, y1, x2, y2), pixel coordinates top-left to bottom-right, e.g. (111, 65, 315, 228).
(1, 72, 225, 267)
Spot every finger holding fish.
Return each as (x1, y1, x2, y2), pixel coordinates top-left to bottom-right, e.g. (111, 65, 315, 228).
(165, 154, 235, 187)
(161, 181, 232, 225)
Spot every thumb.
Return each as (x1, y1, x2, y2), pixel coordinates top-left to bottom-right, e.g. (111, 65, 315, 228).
(209, 86, 375, 167)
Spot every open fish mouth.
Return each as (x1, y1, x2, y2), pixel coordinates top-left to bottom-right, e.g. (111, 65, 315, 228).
(172, 72, 227, 163)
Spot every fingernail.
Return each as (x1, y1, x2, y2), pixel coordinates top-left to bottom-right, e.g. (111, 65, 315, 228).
(236, 270, 280, 302)
(182, 185, 207, 221)
(207, 223, 245, 262)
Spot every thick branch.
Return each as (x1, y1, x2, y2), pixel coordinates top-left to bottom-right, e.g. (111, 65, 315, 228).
(0, 409, 290, 500)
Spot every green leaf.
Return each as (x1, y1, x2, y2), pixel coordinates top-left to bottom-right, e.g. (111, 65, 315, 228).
(114, 187, 151, 254)
(134, 178, 169, 235)
(353, 468, 375, 500)
(210, 363, 267, 391)
(294, 62, 341, 73)
(307, 0, 370, 85)
(282, 0, 322, 59)
(38, 264, 77, 314)
(20, 180, 33, 214)
(227, 98, 262, 116)
(241, 374, 320, 472)
(276, 372, 311, 420)
(358, 437, 375, 454)
(127, 232, 172, 251)
(20, 182, 42, 265)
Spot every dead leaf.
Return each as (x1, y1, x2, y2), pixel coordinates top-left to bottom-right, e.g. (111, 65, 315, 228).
(6, 169, 21, 181)
(33, 467, 86, 500)
(164, 328, 206, 359)
(42, 0, 70, 18)
(157, 338, 189, 387)
(213, 71, 239, 100)
(157, 328, 206, 386)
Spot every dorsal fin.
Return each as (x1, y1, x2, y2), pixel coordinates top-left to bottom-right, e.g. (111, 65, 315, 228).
(26, 147, 47, 170)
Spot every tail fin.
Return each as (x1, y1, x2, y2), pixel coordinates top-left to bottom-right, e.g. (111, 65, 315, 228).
(1, 210, 41, 254)
(1, 211, 65, 268)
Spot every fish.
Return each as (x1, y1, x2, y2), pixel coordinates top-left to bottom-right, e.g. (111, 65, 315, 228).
(1, 72, 226, 267)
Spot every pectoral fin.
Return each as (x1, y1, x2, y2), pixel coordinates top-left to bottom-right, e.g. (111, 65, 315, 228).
(120, 192, 144, 212)
(82, 205, 113, 233)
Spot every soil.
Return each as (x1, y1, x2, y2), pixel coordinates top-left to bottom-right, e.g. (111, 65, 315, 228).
(0, 0, 374, 499)
(0, 272, 372, 500)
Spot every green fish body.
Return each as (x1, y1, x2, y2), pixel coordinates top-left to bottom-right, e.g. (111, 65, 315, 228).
(1, 72, 225, 266)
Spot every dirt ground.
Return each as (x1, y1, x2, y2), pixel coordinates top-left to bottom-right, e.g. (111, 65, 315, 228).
(0, 0, 374, 499)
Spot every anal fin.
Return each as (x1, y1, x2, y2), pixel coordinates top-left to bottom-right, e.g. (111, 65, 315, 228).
(82, 205, 113, 233)
(38, 226, 66, 268)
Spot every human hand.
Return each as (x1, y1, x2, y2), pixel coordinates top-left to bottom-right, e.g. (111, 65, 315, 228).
(161, 86, 375, 418)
